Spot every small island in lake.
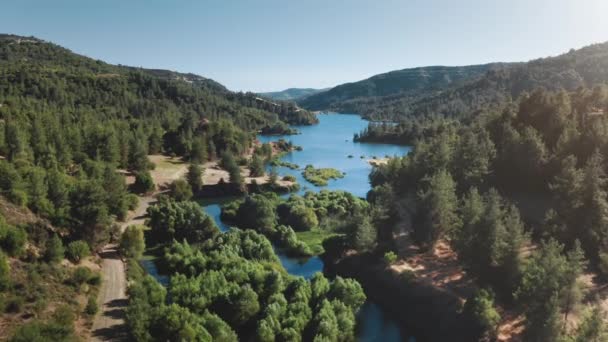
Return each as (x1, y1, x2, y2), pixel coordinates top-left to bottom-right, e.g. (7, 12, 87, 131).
(302, 164, 345, 186)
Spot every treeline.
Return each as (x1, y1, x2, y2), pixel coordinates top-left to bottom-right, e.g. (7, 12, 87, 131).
(353, 118, 457, 145)
(368, 86, 608, 340)
(126, 197, 367, 341)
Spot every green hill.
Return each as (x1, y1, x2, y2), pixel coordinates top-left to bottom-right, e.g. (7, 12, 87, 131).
(299, 64, 503, 118)
(260, 87, 328, 101)
(300, 42, 608, 121)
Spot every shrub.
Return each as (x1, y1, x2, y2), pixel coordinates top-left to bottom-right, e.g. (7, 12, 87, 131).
(85, 296, 98, 315)
(8, 189, 28, 207)
(599, 251, 608, 277)
(71, 266, 94, 285)
(66, 240, 90, 263)
(383, 251, 398, 265)
(169, 179, 193, 201)
(120, 225, 145, 259)
(45, 234, 65, 264)
(87, 273, 102, 286)
(463, 289, 501, 340)
(282, 175, 296, 182)
(133, 171, 155, 194)
(126, 193, 140, 210)
(1, 226, 27, 257)
(0, 252, 9, 290)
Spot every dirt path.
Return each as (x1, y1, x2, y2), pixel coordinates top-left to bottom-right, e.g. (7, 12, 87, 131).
(90, 244, 128, 341)
(91, 156, 185, 341)
(91, 196, 155, 341)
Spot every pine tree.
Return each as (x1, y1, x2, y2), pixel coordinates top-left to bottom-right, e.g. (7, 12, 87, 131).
(250, 154, 265, 178)
(414, 169, 460, 248)
(187, 163, 203, 194)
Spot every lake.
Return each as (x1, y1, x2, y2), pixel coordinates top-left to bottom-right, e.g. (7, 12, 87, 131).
(202, 113, 412, 341)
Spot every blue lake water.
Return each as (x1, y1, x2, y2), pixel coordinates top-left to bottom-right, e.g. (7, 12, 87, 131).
(202, 113, 412, 341)
(258, 113, 410, 198)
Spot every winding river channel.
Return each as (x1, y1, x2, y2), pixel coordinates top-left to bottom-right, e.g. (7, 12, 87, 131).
(203, 114, 413, 341)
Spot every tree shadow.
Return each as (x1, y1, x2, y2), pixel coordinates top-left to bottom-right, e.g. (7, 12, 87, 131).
(92, 324, 127, 341)
(106, 298, 128, 308)
(98, 247, 121, 260)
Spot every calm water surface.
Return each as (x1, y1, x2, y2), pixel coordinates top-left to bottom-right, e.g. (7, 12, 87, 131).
(202, 114, 412, 341)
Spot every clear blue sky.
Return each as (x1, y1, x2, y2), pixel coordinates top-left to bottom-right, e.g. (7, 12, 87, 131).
(2, 0, 608, 92)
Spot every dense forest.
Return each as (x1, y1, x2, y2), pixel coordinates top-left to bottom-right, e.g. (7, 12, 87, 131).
(302, 42, 608, 121)
(0, 34, 318, 340)
(3, 30, 608, 342)
(365, 85, 608, 340)
(0, 34, 315, 233)
(126, 196, 367, 341)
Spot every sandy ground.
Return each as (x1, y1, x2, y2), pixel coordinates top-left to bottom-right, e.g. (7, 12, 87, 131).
(368, 157, 390, 166)
(387, 198, 527, 341)
(202, 160, 294, 187)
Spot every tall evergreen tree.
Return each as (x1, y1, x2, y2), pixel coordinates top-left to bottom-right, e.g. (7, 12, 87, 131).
(413, 169, 460, 248)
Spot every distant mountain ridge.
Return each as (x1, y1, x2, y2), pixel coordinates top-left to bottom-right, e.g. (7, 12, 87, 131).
(299, 42, 608, 120)
(260, 87, 329, 101)
(298, 64, 506, 118)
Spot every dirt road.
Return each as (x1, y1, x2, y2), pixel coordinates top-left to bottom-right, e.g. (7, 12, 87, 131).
(90, 243, 128, 341)
(90, 193, 159, 341)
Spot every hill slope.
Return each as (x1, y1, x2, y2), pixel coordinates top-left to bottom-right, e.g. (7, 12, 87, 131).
(260, 87, 328, 101)
(301, 42, 608, 120)
(0, 34, 316, 129)
(299, 64, 504, 118)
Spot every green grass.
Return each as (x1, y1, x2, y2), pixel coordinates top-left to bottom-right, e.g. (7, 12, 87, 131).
(296, 229, 338, 255)
(302, 165, 344, 186)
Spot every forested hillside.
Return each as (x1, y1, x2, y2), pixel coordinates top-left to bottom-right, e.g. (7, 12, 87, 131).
(299, 64, 502, 119)
(0, 34, 316, 339)
(365, 85, 608, 340)
(302, 42, 608, 121)
(260, 88, 328, 101)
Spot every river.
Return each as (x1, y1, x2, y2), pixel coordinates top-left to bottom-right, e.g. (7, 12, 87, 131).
(202, 114, 413, 341)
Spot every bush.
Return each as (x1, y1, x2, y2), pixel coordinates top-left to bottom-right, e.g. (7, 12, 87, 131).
(85, 296, 98, 315)
(71, 266, 95, 285)
(0, 252, 9, 290)
(383, 251, 398, 265)
(133, 171, 155, 194)
(169, 179, 193, 201)
(120, 225, 145, 259)
(8, 189, 28, 207)
(45, 234, 65, 264)
(599, 251, 608, 277)
(463, 289, 501, 340)
(66, 240, 90, 263)
(126, 193, 140, 210)
(282, 175, 296, 182)
(1, 226, 27, 257)
(89, 273, 102, 286)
